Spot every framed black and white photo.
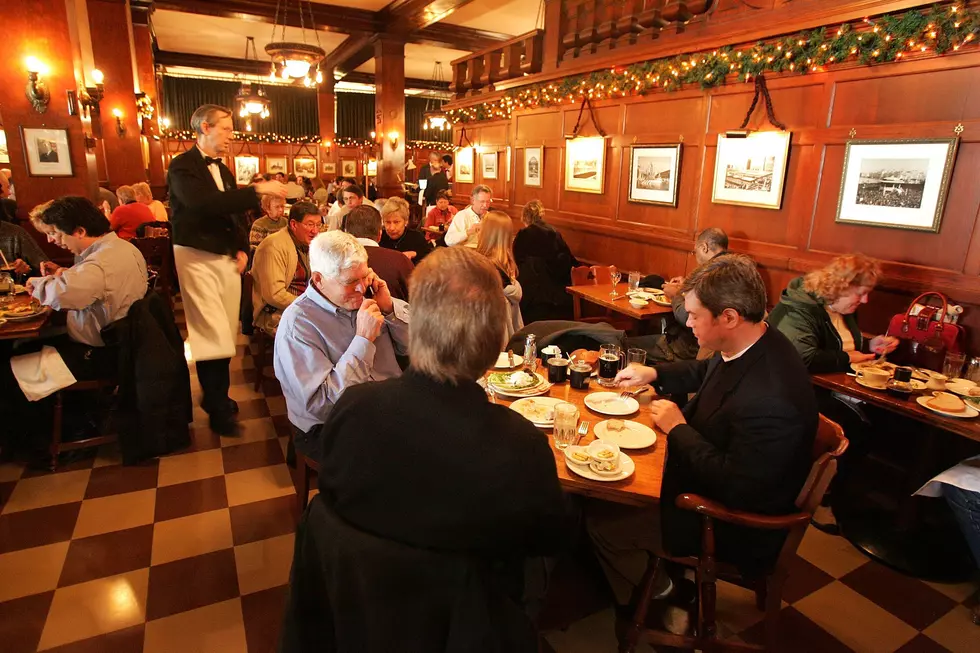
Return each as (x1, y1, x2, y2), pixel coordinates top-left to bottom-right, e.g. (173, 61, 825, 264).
(322, 161, 336, 174)
(711, 131, 791, 210)
(22, 127, 73, 177)
(367, 159, 377, 177)
(456, 147, 474, 183)
(564, 137, 605, 194)
(341, 159, 357, 177)
(481, 151, 498, 179)
(234, 156, 259, 186)
(293, 157, 317, 178)
(524, 146, 543, 187)
(0, 130, 9, 164)
(835, 138, 959, 233)
(628, 144, 682, 207)
(266, 156, 287, 175)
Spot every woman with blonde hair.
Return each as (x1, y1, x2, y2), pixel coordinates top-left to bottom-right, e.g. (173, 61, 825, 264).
(132, 182, 169, 222)
(476, 210, 523, 339)
(380, 196, 431, 263)
(512, 199, 578, 323)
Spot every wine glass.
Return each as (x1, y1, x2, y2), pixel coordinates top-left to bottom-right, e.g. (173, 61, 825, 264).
(609, 266, 621, 298)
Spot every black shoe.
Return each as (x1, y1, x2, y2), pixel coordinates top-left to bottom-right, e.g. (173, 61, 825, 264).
(810, 517, 841, 536)
(209, 413, 241, 436)
(227, 399, 239, 414)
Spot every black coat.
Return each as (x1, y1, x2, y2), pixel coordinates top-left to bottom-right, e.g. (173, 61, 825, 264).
(167, 146, 260, 256)
(654, 326, 817, 573)
(279, 495, 538, 653)
(102, 292, 192, 464)
(513, 221, 578, 324)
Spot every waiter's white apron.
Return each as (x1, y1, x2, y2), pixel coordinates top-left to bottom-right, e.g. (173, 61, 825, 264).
(173, 245, 240, 362)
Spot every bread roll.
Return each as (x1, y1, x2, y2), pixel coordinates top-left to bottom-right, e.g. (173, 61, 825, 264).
(926, 392, 966, 413)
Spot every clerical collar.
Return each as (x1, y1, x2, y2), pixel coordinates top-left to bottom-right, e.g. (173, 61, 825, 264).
(721, 324, 767, 362)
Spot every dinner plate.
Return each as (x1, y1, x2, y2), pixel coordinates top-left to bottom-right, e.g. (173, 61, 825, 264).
(0, 305, 46, 321)
(651, 296, 672, 307)
(850, 361, 897, 376)
(945, 382, 980, 398)
(915, 395, 979, 419)
(584, 392, 640, 416)
(509, 397, 566, 426)
(493, 352, 524, 369)
(627, 291, 661, 301)
(565, 452, 635, 482)
(854, 377, 889, 391)
(593, 420, 657, 449)
(489, 374, 552, 398)
(488, 370, 542, 392)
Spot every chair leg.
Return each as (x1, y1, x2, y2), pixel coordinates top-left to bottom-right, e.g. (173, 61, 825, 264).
(298, 455, 310, 511)
(49, 392, 63, 471)
(763, 574, 784, 652)
(618, 556, 663, 653)
(754, 577, 768, 611)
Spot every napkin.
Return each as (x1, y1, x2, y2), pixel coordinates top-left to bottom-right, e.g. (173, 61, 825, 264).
(10, 345, 78, 401)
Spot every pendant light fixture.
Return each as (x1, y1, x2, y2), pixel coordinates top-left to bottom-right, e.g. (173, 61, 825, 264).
(266, 0, 325, 86)
(422, 62, 451, 131)
(236, 37, 271, 131)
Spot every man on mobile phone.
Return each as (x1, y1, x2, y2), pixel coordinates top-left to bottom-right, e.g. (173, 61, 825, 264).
(274, 231, 409, 463)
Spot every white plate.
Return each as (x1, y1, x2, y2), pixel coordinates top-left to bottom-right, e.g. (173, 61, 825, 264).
(915, 395, 979, 418)
(594, 420, 657, 449)
(628, 291, 660, 301)
(493, 352, 524, 369)
(651, 296, 672, 307)
(854, 377, 888, 391)
(565, 452, 635, 482)
(509, 397, 566, 426)
(0, 305, 46, 321)
(490, 374, 552, 398)
(584, 392, 640, 416)
(942, 381, 978, 397)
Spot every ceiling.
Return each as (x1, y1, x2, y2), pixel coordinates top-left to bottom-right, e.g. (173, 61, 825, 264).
(443, 0, 541, 36)
(353, 43, 468, 80)
(307, 0, 391, 8)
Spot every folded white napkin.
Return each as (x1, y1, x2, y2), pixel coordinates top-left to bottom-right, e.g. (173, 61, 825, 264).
(9, 345, 77, 401)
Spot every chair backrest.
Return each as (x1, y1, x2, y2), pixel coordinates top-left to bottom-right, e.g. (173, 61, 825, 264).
(131, 235, 170, 267)
(570, 265, 591, 286)
(241, 271, 255, 332)
(591, 265, 613, 284)
(795, 414, 849, 513)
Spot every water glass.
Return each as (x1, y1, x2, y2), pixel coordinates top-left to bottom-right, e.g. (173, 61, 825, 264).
(0, 272, 12, 308)
(965, 357, 980, 384)
(609, 266, 622, 297)
(553, 403, 580, 450)
(627, 348, 647, 366)
(628, 271, 641, 293)
(943, 351, 967, 380)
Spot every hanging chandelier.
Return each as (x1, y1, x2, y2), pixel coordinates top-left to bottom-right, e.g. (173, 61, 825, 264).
(266, 0, 325, 85)
(423, 62, 451, 131)
(236, 37, 271, 131)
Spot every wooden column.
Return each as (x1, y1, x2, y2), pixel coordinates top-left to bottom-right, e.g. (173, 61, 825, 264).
(542, 0, 564, 72)
(131, 2, 165, 195)
(0, 0, 97, 217)
(374, 38, 405, 198)
(88, 0, 144, 187)
(317, 71, 336, 179)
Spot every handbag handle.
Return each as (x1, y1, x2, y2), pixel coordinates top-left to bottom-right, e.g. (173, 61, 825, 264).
(903, 291, 951, 325)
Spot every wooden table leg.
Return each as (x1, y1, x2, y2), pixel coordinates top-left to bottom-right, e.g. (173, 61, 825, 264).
(572, 296, 582, 321)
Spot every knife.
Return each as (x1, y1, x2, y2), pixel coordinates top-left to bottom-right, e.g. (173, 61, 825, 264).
(507, 349, 515, 367)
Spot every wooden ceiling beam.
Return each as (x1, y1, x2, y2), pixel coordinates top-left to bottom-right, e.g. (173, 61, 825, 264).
(153, 0, 379, 35)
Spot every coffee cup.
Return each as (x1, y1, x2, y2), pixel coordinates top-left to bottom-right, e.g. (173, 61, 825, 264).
(856, 367, 890, 388)
(540, 345, 561, 363)
(569, 362, 591, 390)
(924, 371, 948, 391)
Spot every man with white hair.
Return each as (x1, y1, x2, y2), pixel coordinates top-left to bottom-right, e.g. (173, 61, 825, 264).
(274, 230, 409, 461)
(444, 185, 491, 247)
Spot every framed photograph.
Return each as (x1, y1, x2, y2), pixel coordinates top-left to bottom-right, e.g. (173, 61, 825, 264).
(456, 147, 474, 183)
(293, 157, 317, 178)
(711, 131, 791, 210)
(22, 127, 73, 177)
(835, 138, 959, 233)
(0, 130, 8, 164)
(234, 156, 259, 186)
(628, 144, 682, 207)
(564, 137, 605, 194)
(341, 159, 357, 177)
(266, 156, 287, 175)
(481, 151, 498, 179)
(506, 146, 511, 182)
(322, 161, 336, 174)
(367, 159, 377, 177)
(524, 146, 543, 187)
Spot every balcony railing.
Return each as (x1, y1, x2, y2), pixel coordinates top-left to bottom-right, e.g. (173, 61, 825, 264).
(450, 30, 544, 99)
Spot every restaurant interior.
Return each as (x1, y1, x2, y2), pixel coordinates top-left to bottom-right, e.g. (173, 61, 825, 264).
(1, 1, 980, 652)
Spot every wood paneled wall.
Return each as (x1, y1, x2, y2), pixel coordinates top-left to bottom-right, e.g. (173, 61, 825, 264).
(452, 51, 980, 351)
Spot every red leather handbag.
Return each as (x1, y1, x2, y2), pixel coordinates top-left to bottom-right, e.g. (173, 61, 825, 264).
(885, 292, 965, 370)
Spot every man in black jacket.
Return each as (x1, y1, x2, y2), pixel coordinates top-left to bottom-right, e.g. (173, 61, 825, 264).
(588, 254, 817, 612)
(168, 104, 286, 434)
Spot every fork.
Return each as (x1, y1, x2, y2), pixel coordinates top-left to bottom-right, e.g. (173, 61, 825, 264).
(577, 421, 590, 443)
(619, 387, 649, 400)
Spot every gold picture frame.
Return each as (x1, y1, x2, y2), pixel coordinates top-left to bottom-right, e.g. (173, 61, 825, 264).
(564, 137, 605, 194)
(711, 131, 791, 210)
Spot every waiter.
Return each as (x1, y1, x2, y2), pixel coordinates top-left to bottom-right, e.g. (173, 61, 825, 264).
(168, 104, 286, 435)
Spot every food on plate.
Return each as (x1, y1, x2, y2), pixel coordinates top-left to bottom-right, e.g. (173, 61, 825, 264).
(571, 451, 590, 463)
(607, 419, 626, 432)
(570, 349, 599, 366)
(969, 387, 980, 398)
(516, 399, 555, 423)
(926, 391, 967, 413)
(1, 305, 35, 316)
(488, 370, 541, 391)
(595, 449, 615, 459)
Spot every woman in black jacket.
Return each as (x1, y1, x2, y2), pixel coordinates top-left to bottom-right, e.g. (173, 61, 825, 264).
(513, 200, 579, 324)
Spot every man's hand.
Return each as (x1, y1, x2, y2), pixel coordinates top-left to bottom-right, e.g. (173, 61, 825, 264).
(402, 251, 417, 261)
(848, 351, 876, 364)
(616, 363, 657, 387)
(25, 276, 42, 293)
(236, 251, 249, 275)
(40, 261, 62, 277)
(11, 259, 30, 275)
(254, 181, 288, 198)
(364, 268, 394, 315)
(650, 399, 687, 433)
(355, 299, 384, 342)
(466, 222, 481, 236)
(869, 335, 899, 355)
(662, 280, 683, 300)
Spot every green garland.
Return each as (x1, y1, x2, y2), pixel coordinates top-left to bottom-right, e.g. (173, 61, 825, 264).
(448, 3, 979, 124)
(161, 129, 451, 150)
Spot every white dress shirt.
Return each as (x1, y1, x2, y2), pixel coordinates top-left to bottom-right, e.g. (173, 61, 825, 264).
(197, 146, 224, 191)
(444, 206, 483, 247)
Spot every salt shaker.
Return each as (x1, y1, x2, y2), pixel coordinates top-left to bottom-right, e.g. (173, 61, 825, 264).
(523, 334, 537, 375)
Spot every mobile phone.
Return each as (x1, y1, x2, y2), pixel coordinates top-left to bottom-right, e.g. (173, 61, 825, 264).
(364, 285, 375, 299)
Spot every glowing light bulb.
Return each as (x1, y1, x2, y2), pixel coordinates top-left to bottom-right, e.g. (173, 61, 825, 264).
(25, 56, 48, 74)
(283, 59, 311, 78)
(112, 108, 123, 118)
(91, 69, 104, 84)
(315, 69, 323, 84)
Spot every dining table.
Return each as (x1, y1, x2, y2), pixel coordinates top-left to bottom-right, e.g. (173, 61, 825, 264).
(812, 370, 980, 581)
(0, 293, 51, 341)
(488, 365, 665, 507)
(566, 283, 675, 323)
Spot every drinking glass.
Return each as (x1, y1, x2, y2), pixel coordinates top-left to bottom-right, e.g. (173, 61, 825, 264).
(553, 403, 580, 450)
(597, 344, 625, 388)
(609, 266, 622, 298)
(965, 357, 980, 384)
(628, 271, 641, 294)
(627, 348, 647, 366)
(0, 272, 12, 309)
(943, 351, 967, 381)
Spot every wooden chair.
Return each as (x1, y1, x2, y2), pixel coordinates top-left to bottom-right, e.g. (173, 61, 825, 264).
(49, 379, 119, 470)
(296, 451, 319, 511)
(241, 272, 272, 392)
(571, 265, 592, 286)
(132, 235, 174, 311)
(569, 264, 633, 332)
(619, 414, 848, 653)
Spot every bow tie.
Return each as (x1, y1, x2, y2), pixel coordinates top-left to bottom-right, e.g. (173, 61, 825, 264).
(204, 156, 222, 166)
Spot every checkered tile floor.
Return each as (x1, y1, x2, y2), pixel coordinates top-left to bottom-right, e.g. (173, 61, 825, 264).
(0, 300, 976, 652)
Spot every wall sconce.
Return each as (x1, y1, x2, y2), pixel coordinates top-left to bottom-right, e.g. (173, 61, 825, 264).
(159, 117, 171, 131)
(112, 108, 125, 137)
(79, 69, 105, 118)
(370, 130, 377, 140)
(321, 139, 332, 155)
(25, 56, 51, 114)
(387, 130, 399, 148)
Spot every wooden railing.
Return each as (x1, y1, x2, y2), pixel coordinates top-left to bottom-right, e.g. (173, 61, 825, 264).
(450, 30, 544, 99)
